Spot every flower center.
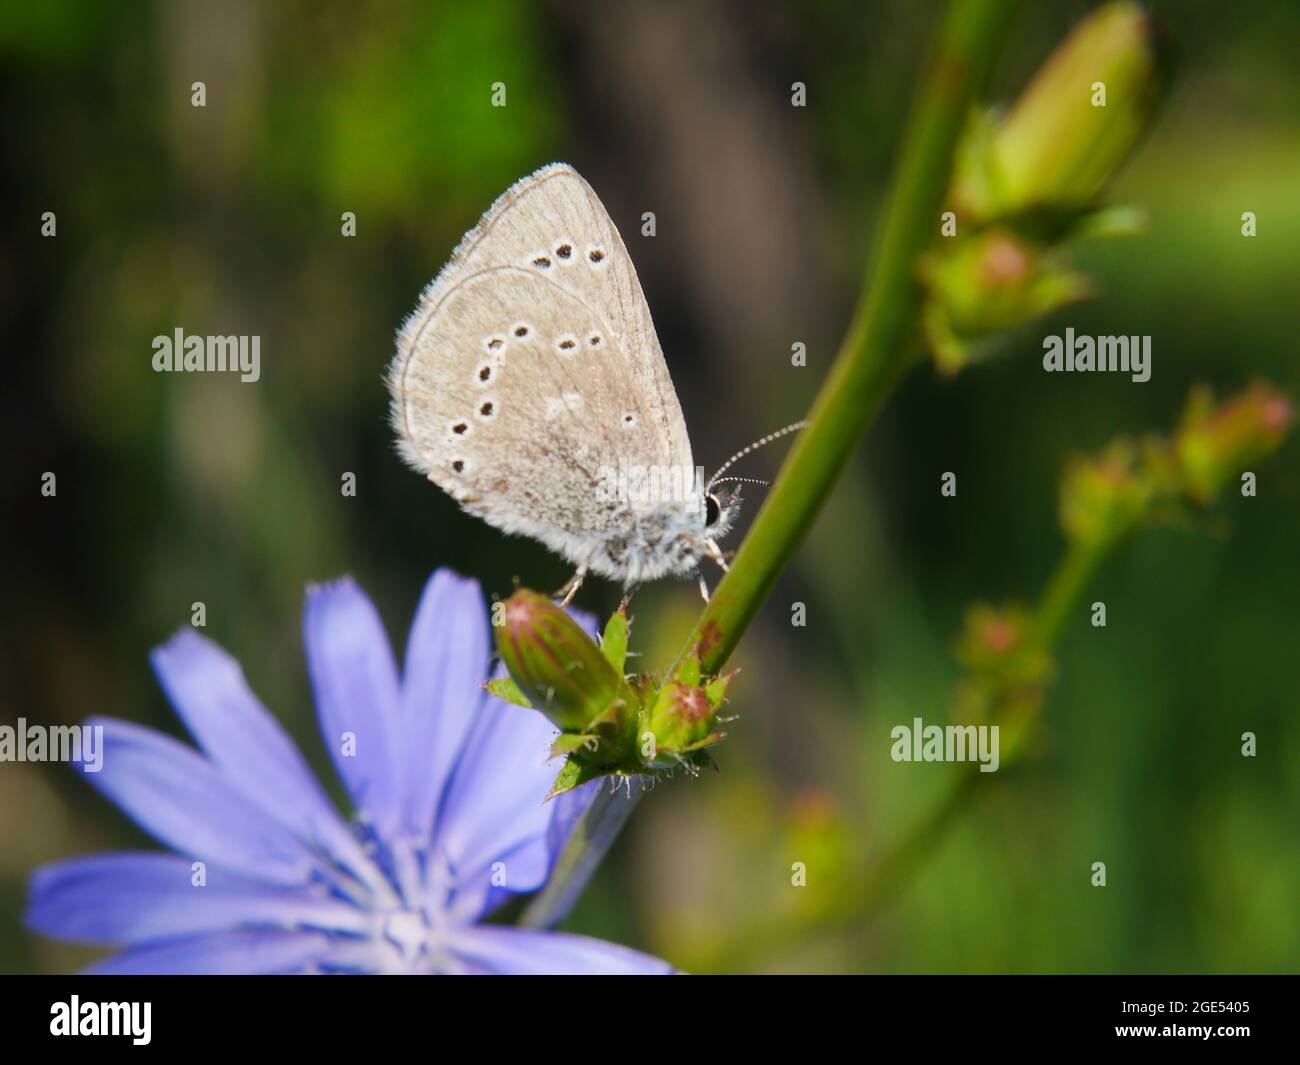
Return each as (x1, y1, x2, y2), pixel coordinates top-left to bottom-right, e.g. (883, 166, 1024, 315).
(382, 909, 431, 962)
(352, 833, 464, 972)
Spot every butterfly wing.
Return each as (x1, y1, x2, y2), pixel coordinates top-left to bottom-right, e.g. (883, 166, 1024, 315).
(389, 164, 696, 562)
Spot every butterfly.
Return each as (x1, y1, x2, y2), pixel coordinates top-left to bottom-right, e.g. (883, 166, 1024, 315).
(387, 163, 802, 603)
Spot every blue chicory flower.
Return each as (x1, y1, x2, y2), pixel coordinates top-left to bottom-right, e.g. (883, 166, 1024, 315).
(26, 569, 672, 974)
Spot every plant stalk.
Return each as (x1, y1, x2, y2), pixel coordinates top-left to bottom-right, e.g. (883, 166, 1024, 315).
(520, 785, 639, 928)
(683, 0, 1019, 676)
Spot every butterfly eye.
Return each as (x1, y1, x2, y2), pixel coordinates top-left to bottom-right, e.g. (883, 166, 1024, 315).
(704, 494, 721, 528)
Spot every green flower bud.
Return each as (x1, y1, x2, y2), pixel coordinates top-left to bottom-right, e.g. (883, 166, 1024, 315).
(1175, 383, 1293, 503)
(957, 603, 1028, 670)
(640, 660, 732, 769)
(991, 2, 1169, 214)
(921, 228, 1091, 372)
(646, 682, 716, 758)
(495, 589, 628, 733)
(1059, 438, 1160, 546)
(953, 604, 1054, 732)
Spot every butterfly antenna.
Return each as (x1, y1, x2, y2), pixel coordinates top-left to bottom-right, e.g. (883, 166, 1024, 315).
(707, 420, 808, 490)
(708, 476, 770, 490)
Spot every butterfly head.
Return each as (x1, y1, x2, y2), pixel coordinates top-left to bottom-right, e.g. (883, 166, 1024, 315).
(702, 482, 743, 543)
(687, 420, 810, 578)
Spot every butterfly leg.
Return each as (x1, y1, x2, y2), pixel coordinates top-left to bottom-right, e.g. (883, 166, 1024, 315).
(696, 570, 711, 603)
(705, 539, 731, 573)
(554, 567, 586, 607)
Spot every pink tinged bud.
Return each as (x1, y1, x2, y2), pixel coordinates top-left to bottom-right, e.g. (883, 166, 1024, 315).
(981, 616, 1017, 655)
(954, 604, 1055, 724)
(957, 604, 1033, 672)
(646, 680, 721, 760)
(1176, 383, 1294, 502)
(1059, 439, 1156, 545)
(980, 233, 1032, 285)
(1261, 396, 1294, 433)
(495, 590, 625, 733)
(674, 685, 712, 722)
(921, 229, 1091, 371)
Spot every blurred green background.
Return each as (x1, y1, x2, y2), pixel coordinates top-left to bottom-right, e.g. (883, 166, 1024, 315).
(2, 0, 1297, 974)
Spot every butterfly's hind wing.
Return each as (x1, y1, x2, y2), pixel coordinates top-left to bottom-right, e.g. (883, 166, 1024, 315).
(393, 263, 700, 575)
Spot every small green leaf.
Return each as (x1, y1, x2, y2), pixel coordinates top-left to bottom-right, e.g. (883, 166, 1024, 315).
(671, 650, 701, 687)
(546, 754, 616, 799)
(600, 608, 629, 674)
(1070, 203, 1148, 240)
(705, 670, 736, 707)
(587, 696, 641, 762)
(678, 730, 726, 755)
(485, 677, 532, 708)
(546, 757, 586, 799)
(551, 733, 598, 758)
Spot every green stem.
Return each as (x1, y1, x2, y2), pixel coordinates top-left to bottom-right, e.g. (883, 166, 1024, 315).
(1034, 537, 1108, 647)
(683, 0, 1019, 676)
(520, 785, 638, 929)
